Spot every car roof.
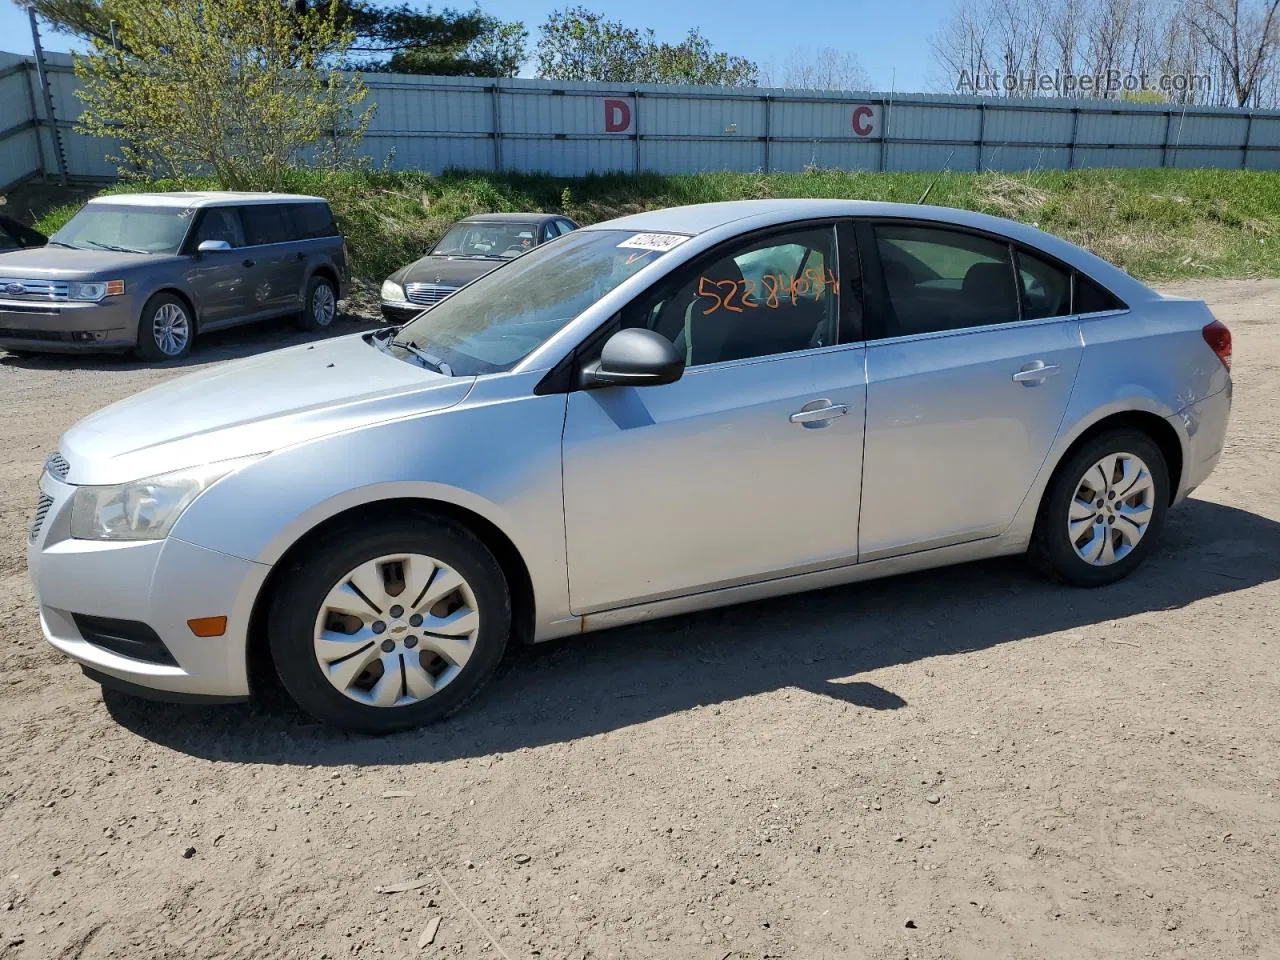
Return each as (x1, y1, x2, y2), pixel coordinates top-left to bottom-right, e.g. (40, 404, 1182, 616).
(459, 212, 561, 224)
(86, 192, 327, 209)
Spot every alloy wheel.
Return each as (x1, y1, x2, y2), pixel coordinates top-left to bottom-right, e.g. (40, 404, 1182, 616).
(312, 553, 480, 707)
(153, 302, 191, 356)
(1067, 452, 1156, 566)
(312, 283, 337, 326)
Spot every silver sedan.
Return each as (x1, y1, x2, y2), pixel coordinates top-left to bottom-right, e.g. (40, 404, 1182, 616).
(28, 200, 1233, 732)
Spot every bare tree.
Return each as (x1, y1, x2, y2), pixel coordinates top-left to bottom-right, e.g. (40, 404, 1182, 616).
(761, 47, 870, 91)
(1184, 0, 1280, 106)
(930, 0, 996, 93)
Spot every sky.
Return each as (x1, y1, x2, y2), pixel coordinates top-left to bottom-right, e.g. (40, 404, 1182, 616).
(0, 0, 955, 93)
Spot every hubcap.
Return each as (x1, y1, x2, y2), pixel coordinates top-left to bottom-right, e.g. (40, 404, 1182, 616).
(312, 283, 336, 326)
(1067, 452, 1156, 566)
(153, 303, 190, 356)
(312, 553, 479, 708)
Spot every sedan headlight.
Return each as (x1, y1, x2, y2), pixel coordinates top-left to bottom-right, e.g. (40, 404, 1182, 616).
(380, 278, 406, 303)
(69, 280, 125, 302)
(70, 456, 262, 541)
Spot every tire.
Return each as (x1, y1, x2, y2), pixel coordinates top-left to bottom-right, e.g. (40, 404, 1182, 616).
(134, 292, 194, 362)
(296, 274, 339, 331)
(1029, 428, 1170, 587)
(267, 514, 511, 734)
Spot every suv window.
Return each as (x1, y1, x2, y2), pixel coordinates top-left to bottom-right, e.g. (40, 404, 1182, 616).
(192, 208, 245, 248)
(622, 225, 842, 366)
(240, 204, 294, 246)
(874, 224, 1019, 336)
(289, 202, 338, 240)
(1016, 248, 1072, 320)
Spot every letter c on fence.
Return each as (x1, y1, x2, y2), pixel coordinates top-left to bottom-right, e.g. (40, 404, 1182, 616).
(852, 105, 875, 137)
(605, 99, 632, 133)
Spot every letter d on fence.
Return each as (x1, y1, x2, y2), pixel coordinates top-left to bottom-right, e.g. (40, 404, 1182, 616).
(604, 99, 632, 133)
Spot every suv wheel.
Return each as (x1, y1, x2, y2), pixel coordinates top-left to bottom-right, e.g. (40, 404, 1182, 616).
(267, 514, 511, 733)
(298, 274, 338, 331)
(135, 293, 194, 362)
(1029, 428, 1169, 587)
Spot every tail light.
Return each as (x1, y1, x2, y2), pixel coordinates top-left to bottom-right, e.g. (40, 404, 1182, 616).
(1202, 319, 1232, 371)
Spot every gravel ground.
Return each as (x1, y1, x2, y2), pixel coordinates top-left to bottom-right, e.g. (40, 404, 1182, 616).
(0, 283, 1277, 960)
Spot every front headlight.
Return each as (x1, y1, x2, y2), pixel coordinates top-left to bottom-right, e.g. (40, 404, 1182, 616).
(70, 456, 262, 541)
(380, 278, 406, 303)
(69, 280, 125, 302)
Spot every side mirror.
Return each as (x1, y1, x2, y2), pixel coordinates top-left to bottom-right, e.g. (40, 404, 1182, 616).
(197, 239, 231, 254)
(580, 328, 685, 388)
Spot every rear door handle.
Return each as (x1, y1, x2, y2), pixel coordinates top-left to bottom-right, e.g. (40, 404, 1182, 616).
(790, 400, 849, 426)
(1012, 361, 1060, 384)
(242, 258, 256, 268)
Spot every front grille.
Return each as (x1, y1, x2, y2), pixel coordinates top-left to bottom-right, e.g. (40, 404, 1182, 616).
(0, 327, 68, 342)
(404, 283, 457, 307)
(71, 614, 177, 666)
(0, 278, 69, 302)
(30, 493, 52, 542)
(45, 452, 70, 480)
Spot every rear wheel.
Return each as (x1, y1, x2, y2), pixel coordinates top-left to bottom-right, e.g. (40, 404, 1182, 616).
(267, 515, 511, 733)
(297, 274, 338, 331)
(1029, 429, 1169, 587)
(135, 293, 194, 362)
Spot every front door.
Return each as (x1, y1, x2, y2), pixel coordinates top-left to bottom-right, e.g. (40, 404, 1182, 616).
(185, 207, 251, 329)
(561, 223, 867, 614)
(857, 222, 1083, 560)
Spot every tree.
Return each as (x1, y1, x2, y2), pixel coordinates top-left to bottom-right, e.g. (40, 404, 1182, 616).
(24, 0, 528, 78)
(1184, 0, 1280, 106)
(73, 0, 373, 189)
(762, 47, 869, 91)
(535, 6, 758, 86)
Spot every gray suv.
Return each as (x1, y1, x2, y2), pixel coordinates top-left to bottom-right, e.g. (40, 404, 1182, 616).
(0, 192, 348, 361)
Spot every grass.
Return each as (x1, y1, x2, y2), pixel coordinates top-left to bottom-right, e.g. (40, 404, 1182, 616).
(28, 167, 1280, 287)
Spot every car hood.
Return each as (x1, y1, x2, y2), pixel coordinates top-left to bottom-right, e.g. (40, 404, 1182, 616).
(60, 333, 475, 485)
(0, 246, 175, 278)
(394, 255, 507, 288)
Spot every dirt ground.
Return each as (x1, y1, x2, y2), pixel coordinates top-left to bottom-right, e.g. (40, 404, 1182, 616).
(0, 282, 1277, 960)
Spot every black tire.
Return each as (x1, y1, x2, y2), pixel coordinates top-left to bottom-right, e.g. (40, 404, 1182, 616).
(267, 514, 511, 734)
(1029, 428, 1170, 587)
(296, 274, 339, 331)
(134, 292, 195, 362)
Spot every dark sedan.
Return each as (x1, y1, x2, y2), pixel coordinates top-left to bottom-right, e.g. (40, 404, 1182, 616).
(0, 215, 47, 253)
(380, 212, 578, 322)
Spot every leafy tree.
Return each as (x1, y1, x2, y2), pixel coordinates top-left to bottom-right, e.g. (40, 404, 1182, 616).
(73, 0, 373, 189)
(536, 6, 758, 86)
(25, 0, 528, 78)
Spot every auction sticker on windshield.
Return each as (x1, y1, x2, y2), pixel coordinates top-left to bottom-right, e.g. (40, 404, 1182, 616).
(617, 233, 689, 252)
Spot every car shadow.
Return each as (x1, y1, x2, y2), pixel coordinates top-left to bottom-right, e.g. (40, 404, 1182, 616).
(103, 498, 1280, 765)
(0, 311, 384, 372)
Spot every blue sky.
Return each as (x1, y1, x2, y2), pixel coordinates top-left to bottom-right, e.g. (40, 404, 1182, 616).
(0, 0, 952, 92)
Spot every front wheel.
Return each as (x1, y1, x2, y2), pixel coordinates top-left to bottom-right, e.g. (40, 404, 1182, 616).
(267, 515, 511, 733)
(1029, 428, 1170, 587)
(135, 293, 194, 362)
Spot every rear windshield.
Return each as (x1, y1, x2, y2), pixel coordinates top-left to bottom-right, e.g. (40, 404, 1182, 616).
(390, 229, 686, 376)
(51, 203, 193, 255)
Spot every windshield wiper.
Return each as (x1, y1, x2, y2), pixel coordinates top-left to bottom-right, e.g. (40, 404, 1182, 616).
(46, 240, 80, 249)
(82, 240, 148, 254)
(389, 338, 453, 376)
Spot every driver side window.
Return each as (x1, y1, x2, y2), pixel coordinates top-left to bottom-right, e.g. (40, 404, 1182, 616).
(621, 225, 843, 367)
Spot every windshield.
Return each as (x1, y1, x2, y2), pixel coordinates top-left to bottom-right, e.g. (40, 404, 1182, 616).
(431, 221, 539, 259)
(51, 203, 194, 254)
(391, 229, 687, 375)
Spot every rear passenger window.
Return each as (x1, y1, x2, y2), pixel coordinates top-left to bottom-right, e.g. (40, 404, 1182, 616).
(1074, 273, 1127, 314)
(874, 224, 1019, 336)
(1016, 248, 1072, 319)
(290, 203, 338, 240)
(240, 204, 294, 245)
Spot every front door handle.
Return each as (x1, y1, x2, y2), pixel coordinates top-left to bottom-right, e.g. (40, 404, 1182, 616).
(790, 400, 849, 426)
(1012, 361, 1060, 384)
(242, 258, 256, 268)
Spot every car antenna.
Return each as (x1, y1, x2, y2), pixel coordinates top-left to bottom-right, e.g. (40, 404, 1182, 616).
(916, 148, 956, 205)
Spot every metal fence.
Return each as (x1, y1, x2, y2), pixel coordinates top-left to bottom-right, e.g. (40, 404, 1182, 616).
(7, 47, 1280, 191)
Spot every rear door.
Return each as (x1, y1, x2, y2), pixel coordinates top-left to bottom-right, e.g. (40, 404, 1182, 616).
(856, 221, 1082, 560)
(239, 203, 305, 314)
(561, 222, 867, 613)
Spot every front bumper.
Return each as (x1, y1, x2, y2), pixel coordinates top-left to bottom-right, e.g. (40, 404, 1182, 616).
(0, 296, 138, 353)
(28, 470, 270, 699)
(380, 300, 423, 324)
